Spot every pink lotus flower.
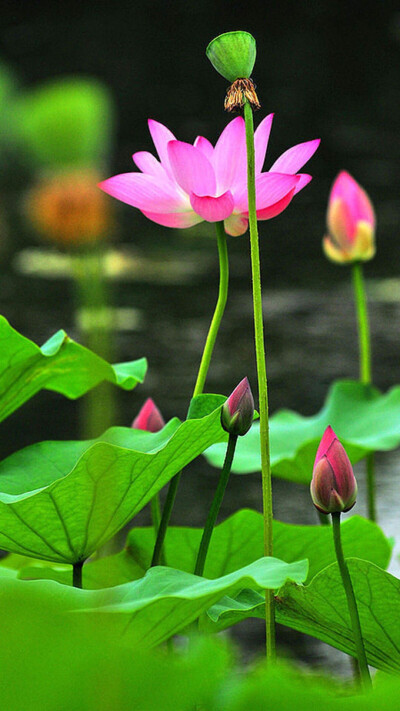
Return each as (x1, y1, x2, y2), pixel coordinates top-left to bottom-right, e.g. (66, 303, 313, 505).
(323, 171, 376, 263)
(99, 116, 320, 236)
(132, 398, 165, 432)
(310, 426, 357, 515)
(221, 377, 254, 436)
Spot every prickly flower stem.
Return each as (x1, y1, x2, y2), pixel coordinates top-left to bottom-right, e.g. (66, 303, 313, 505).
(244, 99, 275, 662)
(72, 560, 84, 589)
(151, 222, 230, 567)
(352, 262, 376, 522)
(194, 434, 238, 576)
(331, 513, 372, 691)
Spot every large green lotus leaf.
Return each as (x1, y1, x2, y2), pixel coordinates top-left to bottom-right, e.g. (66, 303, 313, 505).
(22, 510, 389, 588)
(13, 510, 391, 590)
(0, 409, 226, 564)
(207, 559, 400, 673)
(0, 557, 307, 649)
(0, 316, 147, 422)
(127, 511, 391, 583)
(204, 380, 400, 483)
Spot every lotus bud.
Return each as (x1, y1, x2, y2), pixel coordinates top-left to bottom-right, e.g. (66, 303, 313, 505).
(132, 398, 165, 433)
(310, 426, 357, 515)
(221, 377, 254, 437)
(206, 31, 260, 112)
(323, 171, 376, 264)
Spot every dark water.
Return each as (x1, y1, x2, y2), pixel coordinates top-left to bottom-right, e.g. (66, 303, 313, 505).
(0, 0, 400, 676)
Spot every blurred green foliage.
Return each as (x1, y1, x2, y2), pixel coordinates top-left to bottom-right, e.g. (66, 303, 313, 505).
(13, 77, 115, 169)
(1, 603, 400, 711)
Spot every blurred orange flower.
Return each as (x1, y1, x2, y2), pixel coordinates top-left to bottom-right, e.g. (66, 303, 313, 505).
(26, 170, 113, 247)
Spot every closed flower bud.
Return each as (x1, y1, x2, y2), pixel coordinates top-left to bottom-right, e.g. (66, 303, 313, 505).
(323, 171, 375, 264)
(132, 398, 165, 433)
(221, 377, 254, 437)
(310, 426, 357, 515)
(206, 31, 256, 83)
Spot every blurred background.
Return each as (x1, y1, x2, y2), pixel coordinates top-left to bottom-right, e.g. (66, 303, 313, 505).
(0, 0, 399, 671)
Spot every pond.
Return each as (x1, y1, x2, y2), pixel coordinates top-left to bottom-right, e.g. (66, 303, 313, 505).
(2, 220, 400, 675)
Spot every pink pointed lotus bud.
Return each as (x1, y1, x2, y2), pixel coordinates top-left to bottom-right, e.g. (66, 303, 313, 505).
(310, 426, 357, 515)
(221, 377, 254, 437)
(323, 171, 376, 264)
(132, 398, 165, 433)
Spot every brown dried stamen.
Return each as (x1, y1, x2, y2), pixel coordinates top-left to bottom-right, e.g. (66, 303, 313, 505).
(224, 77, 260, 112)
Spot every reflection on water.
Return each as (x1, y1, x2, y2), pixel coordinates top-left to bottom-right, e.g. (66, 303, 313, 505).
(2, 239, 400, 675)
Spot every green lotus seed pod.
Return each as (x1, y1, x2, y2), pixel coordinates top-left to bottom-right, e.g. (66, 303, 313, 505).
(206, 31, 256, 82)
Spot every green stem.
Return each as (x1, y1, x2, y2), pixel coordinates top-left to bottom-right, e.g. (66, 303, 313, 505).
(351, 262, 376, 522)
(194, 434, 237, 576)
(150, 494, 165, 565)
(244, 100, 275, 661)
(352, 263, 372, 385)
(331, 513, 372, 691)
(193, 221, 229, 397)
(72, 560, 84, 589)
(72, 248, 116, 438)
(151, 474, 180, 566)
(150, 495, 161, 534)
(151, 222, 229, 567)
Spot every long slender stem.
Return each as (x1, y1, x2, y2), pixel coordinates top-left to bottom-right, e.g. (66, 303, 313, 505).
(193, 221, 229, 397)
(331, 513, 372, 690)
(150, 495, 161, 534)
(150, 494, 165, 565)
(244, 100, 275, 661)
(72, 560, 84, 589)
(151, 473, 180, 566)
(194, 434, 237, 576)
(151, 223, 230, 567)
(351, 262, 376, 521)
(352, 263, 372, 385)
(72, 248, 116, 438)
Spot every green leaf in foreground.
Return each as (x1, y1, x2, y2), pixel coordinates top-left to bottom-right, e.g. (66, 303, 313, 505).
(204, 379, 400, 484)
(0, 408, 226, 564)
(0, 315, 147, 422)
(3, 608, 400, 711)
(19, 509, 390, 589)
(0, 557, 307, 648)
(208, 559, 400, 674)
(1, 603, 358, 711)
(277, 559, 400, 673)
